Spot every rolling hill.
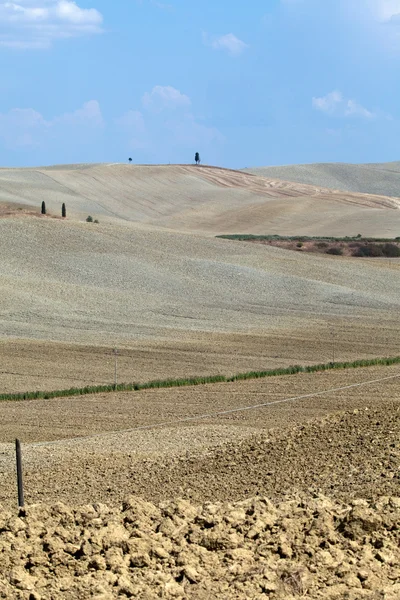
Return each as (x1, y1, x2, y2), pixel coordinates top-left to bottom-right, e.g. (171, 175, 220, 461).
(0, 163, 399, 236)
(244, 161, 400, 198)
(1, 161, 400, 388)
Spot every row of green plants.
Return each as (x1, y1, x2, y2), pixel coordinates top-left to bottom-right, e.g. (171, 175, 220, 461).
(1, 355, 400, 403)
(217, 234, 400, 242)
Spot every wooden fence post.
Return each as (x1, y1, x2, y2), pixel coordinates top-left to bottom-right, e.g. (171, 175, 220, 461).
(15, 439, 25, 511)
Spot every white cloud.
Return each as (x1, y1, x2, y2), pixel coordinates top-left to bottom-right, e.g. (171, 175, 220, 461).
(0, 107, 49, 147)
(117, 85, 224, 156)
(344, 99, 374, 118)
(0, 1, 103, 48)
(312, 91, 343, 115)
(312, 91, 374, 119)
(56, 100, 104, 127)
(203, 33, 248, 56)
(0, 100, 103, 148)
(142, 85, 191, 111)
(375, 0, 400, 22)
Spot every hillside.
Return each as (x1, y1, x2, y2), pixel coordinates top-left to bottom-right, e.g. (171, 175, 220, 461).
(1, 163, 400, 236)
(1, 162, 400, 387)
(244, 161, 400, 198)
(1, 216, 400, 348)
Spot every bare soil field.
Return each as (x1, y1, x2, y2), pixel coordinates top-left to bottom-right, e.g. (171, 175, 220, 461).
(0, 364, 399, 507)
(1, 494, 398, 599)
(0, 366, 399, 598)
(2, 315, 400, 394)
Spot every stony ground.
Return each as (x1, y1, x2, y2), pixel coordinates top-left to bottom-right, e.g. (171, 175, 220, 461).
(1, 493, 399, 599)
(0, 395, 399, 599)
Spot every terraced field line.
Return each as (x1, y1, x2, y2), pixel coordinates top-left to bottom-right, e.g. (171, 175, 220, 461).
(28, 371, 400, 448)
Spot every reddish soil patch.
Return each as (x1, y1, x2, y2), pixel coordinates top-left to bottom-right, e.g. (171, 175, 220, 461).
(248, 239, 400, 258)
(0, 202, 60, 220)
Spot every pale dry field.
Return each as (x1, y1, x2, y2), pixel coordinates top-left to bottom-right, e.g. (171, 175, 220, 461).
(246, 160, 400, 198)
(1, 163, 400, 236)
(1, 216, 400, 392)
(1, 163, 400, 393)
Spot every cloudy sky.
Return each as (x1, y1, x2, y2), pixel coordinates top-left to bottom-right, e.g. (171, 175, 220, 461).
(0, 0, 399, 167)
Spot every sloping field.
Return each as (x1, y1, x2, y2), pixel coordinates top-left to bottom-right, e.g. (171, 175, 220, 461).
(245, 161, 400, 198)
(1, 163, 400, 236)
(1, 163, 400, 391)
(1, 217, 400, 352)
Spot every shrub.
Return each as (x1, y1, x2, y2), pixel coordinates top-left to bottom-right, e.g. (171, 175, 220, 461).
(382, 243, 400, 257)
(353, 244, 383, 257)
(62, 203, 66, 218)
(326, 247, 343, 255)
(86, 215, 93, 223)
(296, 242, 303, 248)
(94, 219, 99, 224)
(316, 242, 329, 249)
(41, 201, 46, 215)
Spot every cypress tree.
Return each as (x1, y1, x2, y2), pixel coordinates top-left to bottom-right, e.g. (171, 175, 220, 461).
(41, 201, 46, 215)
(62, 203, 66, 218)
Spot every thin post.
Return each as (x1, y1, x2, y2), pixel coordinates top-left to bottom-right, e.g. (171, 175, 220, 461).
(15, 439, 25, 510)
(114, 348, 118, 390)
(332, 330, 335, 363)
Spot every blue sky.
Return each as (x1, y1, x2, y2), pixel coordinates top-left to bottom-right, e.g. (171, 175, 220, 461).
(0, 0, 399, 168)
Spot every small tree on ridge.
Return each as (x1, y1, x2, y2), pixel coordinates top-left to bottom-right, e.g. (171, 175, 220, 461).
(195, 152, 200, 165)
(41, 201, 46, 215)
(62, 203, 66, 218)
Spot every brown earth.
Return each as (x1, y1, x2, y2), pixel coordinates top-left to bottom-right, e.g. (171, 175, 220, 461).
(0, 386, 399, 599)
(0, 366, 399, 598)
(244, 238, 400, 258)
(0, 365, 399, 508)
(2, 317, 400, 394)
(0, 494, 399, 600)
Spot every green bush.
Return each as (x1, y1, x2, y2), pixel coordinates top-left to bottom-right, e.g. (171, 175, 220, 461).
(326, 247, 343, 255)
(382, 243, 400, 257)
(353, 244, 383, 257)
(86, 215, 93, 223)
(296, 242, 303, 248)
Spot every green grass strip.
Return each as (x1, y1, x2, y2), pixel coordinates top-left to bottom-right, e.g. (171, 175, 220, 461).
(1, 356, 400, 403)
